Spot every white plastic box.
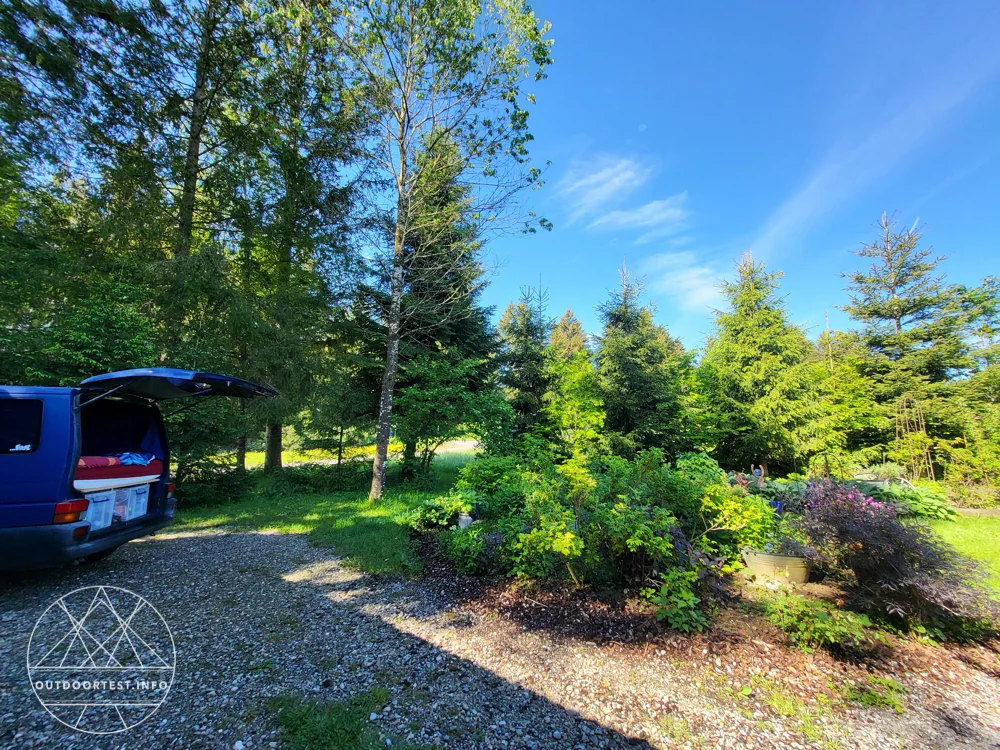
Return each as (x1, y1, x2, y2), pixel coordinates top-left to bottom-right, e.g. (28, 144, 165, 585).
(84, 490, 115, 530)
(112, 483, 151, 522)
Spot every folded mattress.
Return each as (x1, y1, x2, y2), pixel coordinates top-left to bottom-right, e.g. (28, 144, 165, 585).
(74, 457, 163, 492)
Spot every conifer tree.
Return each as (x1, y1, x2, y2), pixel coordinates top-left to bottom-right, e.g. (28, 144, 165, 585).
(498, 287, 553, 437)
(596, 267, 690, 458)
(700, 254, 812, 472)
(843, 213, 970, 399)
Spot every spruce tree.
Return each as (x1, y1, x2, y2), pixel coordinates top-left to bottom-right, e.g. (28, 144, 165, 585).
(596, 267, 691, 458)
(549, 309, 588, 361)
(842, 213, 970, 398)
(700, 254, 812, 472)
(498, 287, 553, 436)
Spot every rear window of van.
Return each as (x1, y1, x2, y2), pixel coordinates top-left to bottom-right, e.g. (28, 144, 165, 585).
(0, 399, 43, 454)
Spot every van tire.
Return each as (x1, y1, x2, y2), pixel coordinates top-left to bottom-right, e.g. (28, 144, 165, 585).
(81, 546, 119, 564)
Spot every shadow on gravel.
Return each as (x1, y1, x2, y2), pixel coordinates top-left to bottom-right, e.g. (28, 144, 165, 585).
(0, 531, 655, 749)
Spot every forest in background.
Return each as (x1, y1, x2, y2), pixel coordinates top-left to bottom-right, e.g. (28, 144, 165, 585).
(2, 0, 999, 508)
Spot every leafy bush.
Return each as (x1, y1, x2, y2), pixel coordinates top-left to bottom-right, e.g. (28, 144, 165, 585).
(855, 462, 907, 481)
(504, 482, 583, 580)
(698, 484, 776, 557)
(675, 452, 727, 488)
(801, 481, 997, 630)
(405, 490, 473, 532)
(644, 567, 710, 632)
(750, 479, 808, 514)
(456, 455, 526, 519)
(855, 481, 956, 520)
(764, 591, 881, 653)
(440, 525, 487, 574)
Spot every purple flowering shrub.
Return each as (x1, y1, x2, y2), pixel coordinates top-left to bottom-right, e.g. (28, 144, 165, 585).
(801, 481, 997, 629)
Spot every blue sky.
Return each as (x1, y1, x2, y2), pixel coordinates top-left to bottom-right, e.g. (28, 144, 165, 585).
(481, 0, 1000, 348)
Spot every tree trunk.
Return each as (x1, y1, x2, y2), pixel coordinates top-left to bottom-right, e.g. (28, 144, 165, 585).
(236, 434, 247, 471)
(337, 425, 344, 466)
(369, 257, 404, 501)
(264, 423, 282, 471)
(176, 9, 213, 257)
(369, 315, 401, 500)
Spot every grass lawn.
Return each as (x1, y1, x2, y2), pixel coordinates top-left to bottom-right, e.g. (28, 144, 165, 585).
(929, 515, 1000, 595)
(174, 452, 473, 576)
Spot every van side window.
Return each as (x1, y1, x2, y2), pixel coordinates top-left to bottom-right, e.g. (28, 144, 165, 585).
(0, 399, 43, 454)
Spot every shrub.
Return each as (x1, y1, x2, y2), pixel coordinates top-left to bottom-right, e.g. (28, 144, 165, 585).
(675, 452, 727, 488)
(440, 525, 487, 574)
(456, 455, 526, 519)
(405, 490, 473, 532)
(764, 591, 881, 653)
(855, 481, 956, 520)
(644, 567, 710, 633)
(698, 484, 776, 558)
(582, 498, 677, 582)
(801, 481, 997, 630)
(750, 479, 808, 514)
(856, 462, 907, 481)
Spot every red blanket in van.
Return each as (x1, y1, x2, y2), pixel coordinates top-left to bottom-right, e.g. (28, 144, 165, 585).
(76, 456, 163, 480)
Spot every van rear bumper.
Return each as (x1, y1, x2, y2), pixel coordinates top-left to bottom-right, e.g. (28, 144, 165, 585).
(0, 516, 173, 570)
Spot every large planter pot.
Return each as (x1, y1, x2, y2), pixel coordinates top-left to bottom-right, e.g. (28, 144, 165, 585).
(742, 548, 811, 585)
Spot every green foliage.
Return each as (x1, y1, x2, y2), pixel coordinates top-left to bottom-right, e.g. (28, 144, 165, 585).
(764, 591, 881, 653)
(176, 461, 370, 509)
(456, 455, 526, 519)
(644, 568, 710, 633)
(499, 287, 553, 436)
(596, 268, 693, 459)
(440, 524, 487, 575)
(505, 477, 584, 579)
(545, 347, 604, 457)
(698, 484, 776, 557)
(405, 490, 473, 532)
(857, 481, 956, 519)
(699, 255, 814, 472)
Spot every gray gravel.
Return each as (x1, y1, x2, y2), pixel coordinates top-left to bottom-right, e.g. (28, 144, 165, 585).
(2, 529, 999, 749)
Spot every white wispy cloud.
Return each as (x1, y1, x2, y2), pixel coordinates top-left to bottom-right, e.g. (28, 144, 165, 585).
(590, 193, 690, 243)
(753, 38, 1000, 258)
(555, 155, 651, 223)
(639, 251, 723, 312)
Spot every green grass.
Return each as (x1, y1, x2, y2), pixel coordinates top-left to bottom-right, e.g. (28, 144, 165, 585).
(175, 452, 474, 576)
(843, 675, 906, 714)
(239, 440, 407, 468)
(929, 515, 1000, 595)
(269, 689, 430, 749)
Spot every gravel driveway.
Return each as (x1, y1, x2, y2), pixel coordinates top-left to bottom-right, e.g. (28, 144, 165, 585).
(2, 529, 999, 749)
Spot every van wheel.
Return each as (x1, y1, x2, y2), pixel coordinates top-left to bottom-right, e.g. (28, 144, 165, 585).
(81, 546, 119, 564)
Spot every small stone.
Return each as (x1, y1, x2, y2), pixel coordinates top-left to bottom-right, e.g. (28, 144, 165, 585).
(370, 712, 379, 721)
(553, 730, 562, 739)
(234, 742, 245, 750)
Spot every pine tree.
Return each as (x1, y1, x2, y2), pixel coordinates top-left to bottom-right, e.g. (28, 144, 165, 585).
(700, 254, 812, 472)
(596, 267, 691, 458)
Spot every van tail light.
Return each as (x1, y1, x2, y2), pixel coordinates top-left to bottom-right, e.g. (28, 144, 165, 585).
(54, 499, 89, 524)
(167, 482, 175, 497)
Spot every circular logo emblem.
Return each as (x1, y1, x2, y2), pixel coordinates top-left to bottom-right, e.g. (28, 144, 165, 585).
(26, 586, 175, 735)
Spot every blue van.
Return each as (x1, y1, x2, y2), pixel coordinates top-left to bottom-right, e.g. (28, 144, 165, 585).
(0, 369, 276, 570)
